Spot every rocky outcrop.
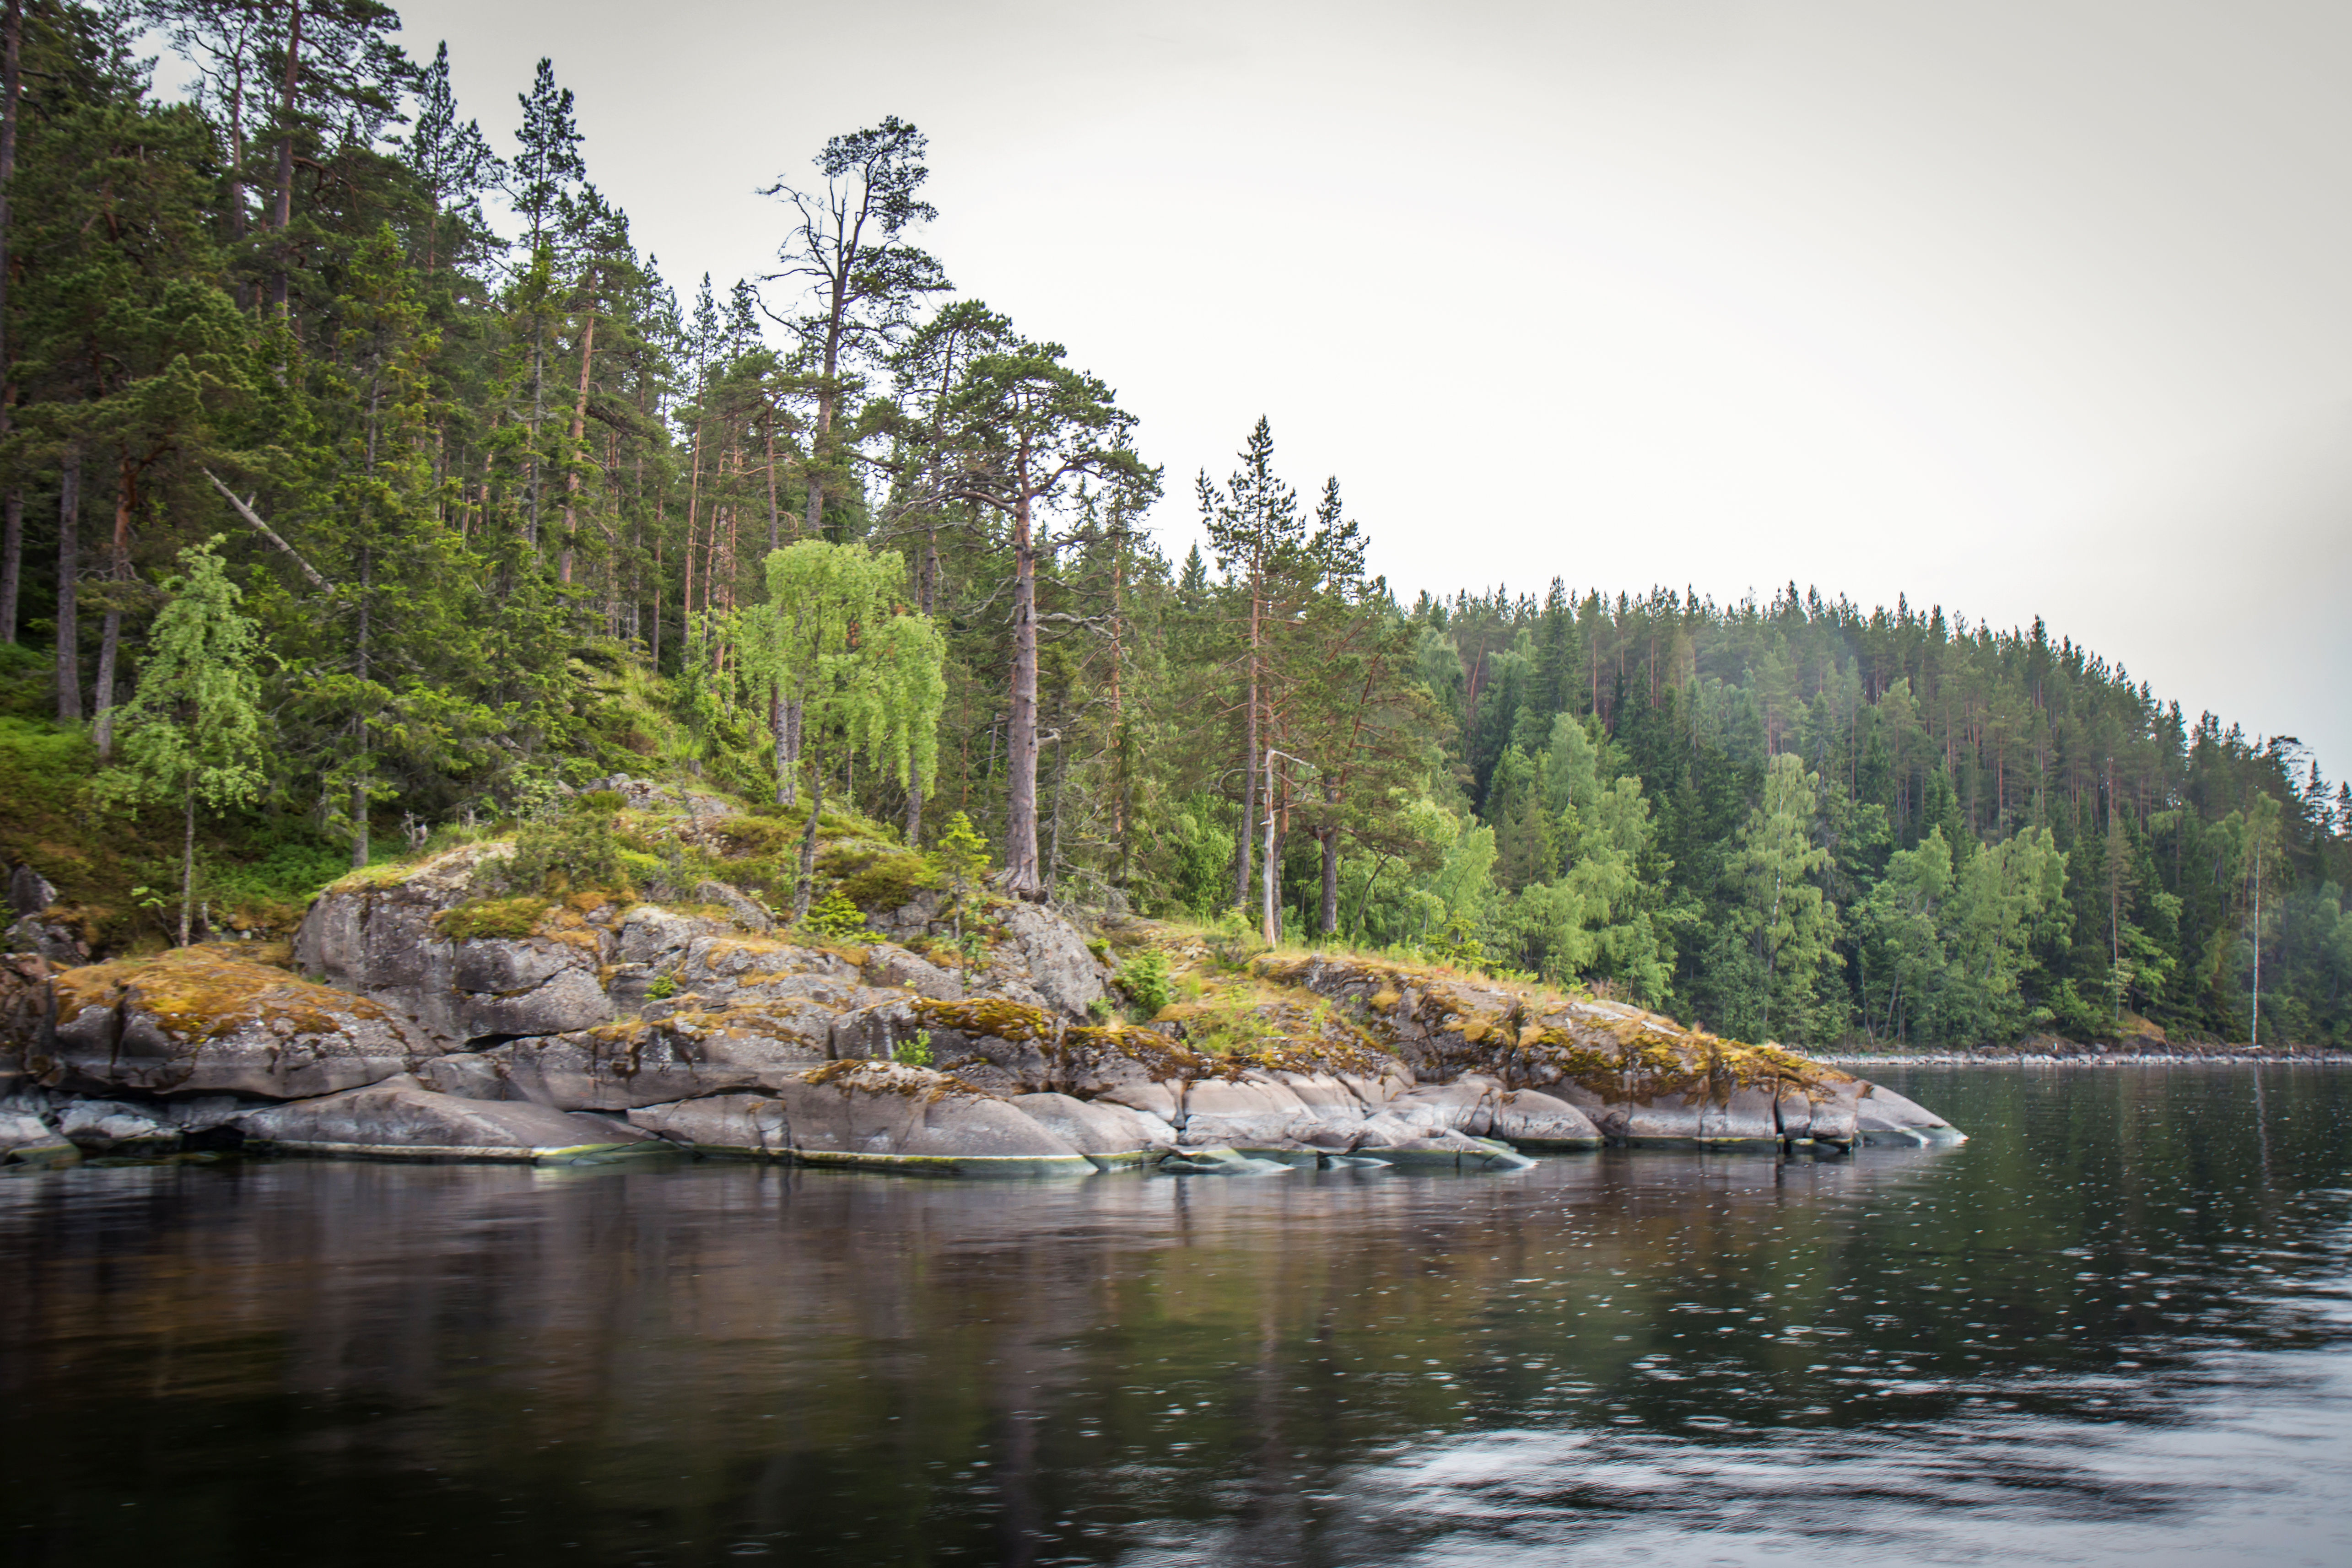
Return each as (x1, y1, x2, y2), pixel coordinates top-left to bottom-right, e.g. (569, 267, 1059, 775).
(33, 949, 437, 1100)
(993, 903, 1112, 1017)
(0, 1106, 79, 1165)
(628, 1092, 791, 1158)
(767, 1060, 1095, 1176)
(294, 846, 619, 1045)
(0, 814, 1965, 1175)
(1256, 953, 1902, 1152)
(1854, 1082, 1966, 1145)
(236, 1075, 657, 1162)
(1009, 1091, 1178, 1168)
(478, 1003, 835, 1110)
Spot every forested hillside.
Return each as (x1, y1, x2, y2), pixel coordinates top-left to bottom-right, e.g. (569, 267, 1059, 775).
(0, 2, 2345, 1047)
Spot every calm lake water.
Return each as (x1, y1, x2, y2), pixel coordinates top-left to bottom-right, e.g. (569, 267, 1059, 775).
(3, 1067, 2349, 1568)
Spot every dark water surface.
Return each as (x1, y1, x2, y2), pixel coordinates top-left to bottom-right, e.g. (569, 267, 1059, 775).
(4, 1067, 2350, 1568)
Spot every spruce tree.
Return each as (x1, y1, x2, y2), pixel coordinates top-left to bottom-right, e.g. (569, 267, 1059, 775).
(88, 536, 263, 946)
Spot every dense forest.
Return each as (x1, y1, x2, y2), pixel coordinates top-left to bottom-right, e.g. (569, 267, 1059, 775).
(0, 1, 2345, 1047)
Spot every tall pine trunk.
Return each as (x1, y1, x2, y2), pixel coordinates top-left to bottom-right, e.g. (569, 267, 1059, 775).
(91, 459, 133, 759)
(351, 547, 370, 868)
(179, 788, 196, 948)
(270, 2, 302, 316)
(0, 0, 19, 643)
(1231, 566, 1262, 909)
(1003, 443, 1046, 899)
(53, 449, 78, 720)
(1318, 777, 1342, 935)
(558, 280, 595, 583)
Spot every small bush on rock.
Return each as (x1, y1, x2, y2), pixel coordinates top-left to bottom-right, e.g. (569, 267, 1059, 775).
(1122, 951, 1172, 1018)
(437, 895, 551, 942)
(803, 886, 873, 942)
(837, 849, 940, 911)
(501, 812, 631, 898)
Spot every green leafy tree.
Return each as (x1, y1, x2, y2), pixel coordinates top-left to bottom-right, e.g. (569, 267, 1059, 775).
(1730, 751, 1840, 1040)
(743, 539, 944, 918)
(88, 537, 263, 945)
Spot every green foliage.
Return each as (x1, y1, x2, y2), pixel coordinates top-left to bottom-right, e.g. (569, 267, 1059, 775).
(891, 1030, 934, 1067)
(646, 972, 679, 1001)
(1121, 950, 1172, 1018)
(499, 812, 632, 898)
(820, 840, 943, 911)
(935, 811, 991, 896)
(803, 886, 874, 942)
(438, 896, 553, 942)
(203, 840, 354, 914)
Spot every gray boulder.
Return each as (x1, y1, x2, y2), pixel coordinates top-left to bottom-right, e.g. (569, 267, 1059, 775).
(484, 1002, 835, 1110)
(863, 943, 966, 1001)
(37, 949, 434, 1099)
(1855, 1082, 1966, 1145)
(994, 903, 1110, 1018)
(669, 933, 864, 1008)
(56, 1098, 178, 1152)
(769, 1061, 1094, 1176)
(0, 1109, 77, 1165)
(1382, 1079, 1499, 1136)
(1177, 1073, 1314, 1147)
(628, 1093, 790, 1158)
(614, 905, 729, 969)
(417, 1051, 511, 1101)
(6, 915, 86, 965)
(1490, 1088, 1603, 1150)
(236, 1075, 656, 1162)
(1009, 1092, 1176, 1168)
(692, 879, 775, 933)
(293, 846, 620, 1045)
(1261, 1070, 1378, 1147)
(8, 863, 58, 918)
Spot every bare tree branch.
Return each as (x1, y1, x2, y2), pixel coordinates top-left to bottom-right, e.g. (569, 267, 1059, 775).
(201, 468, 333, 592)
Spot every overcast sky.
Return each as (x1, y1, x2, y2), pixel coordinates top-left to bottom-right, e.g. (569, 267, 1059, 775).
(365, 0, 2351, 782)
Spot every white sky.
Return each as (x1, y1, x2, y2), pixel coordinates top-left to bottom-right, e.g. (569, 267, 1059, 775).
(362, 0, 2350, 783)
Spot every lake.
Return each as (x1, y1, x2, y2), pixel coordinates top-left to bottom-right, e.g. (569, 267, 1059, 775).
(2, 1066, 2347, 1567)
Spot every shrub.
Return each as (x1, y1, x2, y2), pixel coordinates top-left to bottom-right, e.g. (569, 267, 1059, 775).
(646, 971, 678, 1001)
(1122, 951, 1172, 1018)
(570, 789, 627, 816)
(500, 812, 631, 898)
(837, 850, 940, 911)
(803, 886, 873, 942)
(1206, 908, 1266, 970)
(892, 1030, 934, 1067)
(437, 895, 552, 942)
(715, 814, 797, 857)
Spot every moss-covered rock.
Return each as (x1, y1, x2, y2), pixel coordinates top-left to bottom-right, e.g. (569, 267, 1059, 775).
(35, 948, 434, 1099)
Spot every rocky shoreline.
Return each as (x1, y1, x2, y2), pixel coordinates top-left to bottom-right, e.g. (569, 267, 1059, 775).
(1820, 1049, 2350, 1067)
(3, 787, 1967, 1175)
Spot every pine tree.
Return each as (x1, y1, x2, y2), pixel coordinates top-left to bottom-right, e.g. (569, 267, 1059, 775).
(761, 117, 949, 541)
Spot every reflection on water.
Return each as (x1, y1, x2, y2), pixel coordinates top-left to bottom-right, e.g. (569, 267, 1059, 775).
(1, 1067, 2347, 1567)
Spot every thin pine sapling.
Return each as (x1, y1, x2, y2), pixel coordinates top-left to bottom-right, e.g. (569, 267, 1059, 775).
(88, 538, 265, 947)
